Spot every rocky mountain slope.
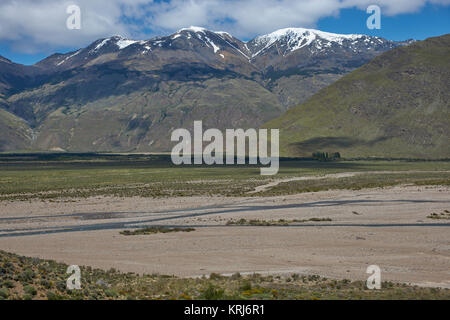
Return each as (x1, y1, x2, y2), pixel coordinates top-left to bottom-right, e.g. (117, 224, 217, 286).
(264, 34, 450, 159)
(0, 27, 410, 152)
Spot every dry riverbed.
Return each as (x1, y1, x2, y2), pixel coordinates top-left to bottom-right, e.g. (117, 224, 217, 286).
(0, 185, 449, 288)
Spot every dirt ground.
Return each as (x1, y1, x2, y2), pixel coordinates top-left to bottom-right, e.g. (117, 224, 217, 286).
(0, 185, 449, 288)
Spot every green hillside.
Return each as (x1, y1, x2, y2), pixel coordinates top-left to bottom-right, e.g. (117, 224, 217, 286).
(0, 105, 32, 151)
(265, 34, 450, 159)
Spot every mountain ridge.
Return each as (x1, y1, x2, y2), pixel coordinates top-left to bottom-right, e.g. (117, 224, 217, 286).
(32, 26, 412, 69)
(0, 26, 417, 153)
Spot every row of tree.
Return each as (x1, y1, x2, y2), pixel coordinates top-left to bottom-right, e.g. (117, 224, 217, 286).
(312, 152, 341, 161)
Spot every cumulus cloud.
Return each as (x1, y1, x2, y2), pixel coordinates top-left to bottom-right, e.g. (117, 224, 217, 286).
(147, 0, 450, 37)
(0, 0, 449, 53)
(0, 0, 150, 53)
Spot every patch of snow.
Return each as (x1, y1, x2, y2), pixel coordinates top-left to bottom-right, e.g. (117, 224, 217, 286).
(215, 33, 250, 60)
(204, 36, 220, 53)
(215, 31, 232, 37)
(90, 36, 145, 52)
(179, 26, 207, 33)
(116, 39, 139, 49)
(56, 49, 81, 66)
(93, 38, 110, 51)
(141, 45, 152, 55)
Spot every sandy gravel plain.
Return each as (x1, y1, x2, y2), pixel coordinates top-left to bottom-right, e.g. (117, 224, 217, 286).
(0, 185, 449, 288)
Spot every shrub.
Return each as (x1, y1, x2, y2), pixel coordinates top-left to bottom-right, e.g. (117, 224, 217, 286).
(209, 273, 223, 280)
(47, 291, 64, 300)
(239, 281, 252, 291)
(200, 285, 225, 300)
(39, 279, 52, 289)
(0, 288, 9, 299)
(105, 289, 119, 298)
(2, 280, 14, 289)
(230, 272, 241, 280)
(23, 285, 37, 296)
(56, 281, 67, 292)
(18, 269, 35, 283)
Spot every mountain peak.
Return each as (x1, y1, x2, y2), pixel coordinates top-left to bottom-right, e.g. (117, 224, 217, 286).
(247, 27, 393, 58)
(175, 26, 234, 39)
(260, 27, 365, 41)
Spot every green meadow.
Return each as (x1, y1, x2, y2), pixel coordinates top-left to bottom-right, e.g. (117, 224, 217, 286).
(0, 153, 449, 200)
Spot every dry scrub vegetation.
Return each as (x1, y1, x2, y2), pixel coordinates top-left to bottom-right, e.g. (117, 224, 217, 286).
(1, 250, 449, 300)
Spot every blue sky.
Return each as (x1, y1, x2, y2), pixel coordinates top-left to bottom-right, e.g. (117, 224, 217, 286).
(317, 4, 450, 41)
(0, 0, 449, 65)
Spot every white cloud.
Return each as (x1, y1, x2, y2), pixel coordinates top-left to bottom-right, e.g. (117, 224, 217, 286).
(0, 0, 150, 53)
(342, 0, 450, 15)
(147, 0, 450, 37)
(0, 0, 449, 53)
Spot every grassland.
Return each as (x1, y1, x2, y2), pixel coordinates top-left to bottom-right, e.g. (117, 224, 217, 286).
(0, 153, 449, 201)
(1, 250, 449, 300)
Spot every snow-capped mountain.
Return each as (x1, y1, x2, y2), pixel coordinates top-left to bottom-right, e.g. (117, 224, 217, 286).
(1, 26, 416, 152)
(245, 27, 411, 73)
(247, 28, 400, 58)
(36, 27, 253, 72)
(35, 26, 412, 80)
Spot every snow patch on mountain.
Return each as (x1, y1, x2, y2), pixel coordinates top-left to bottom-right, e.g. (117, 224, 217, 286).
(116, 39, 141, 49)
(93, 38, 110, 52)
(90, 36, 144, 53)
(204, 36, 220, 53)
(179, 26, 207, 34)
(216, 31, 232, 38)
(56, 49, 81, 66)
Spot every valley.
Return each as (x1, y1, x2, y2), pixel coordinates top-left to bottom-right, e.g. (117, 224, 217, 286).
(0, 154, 449, 299)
